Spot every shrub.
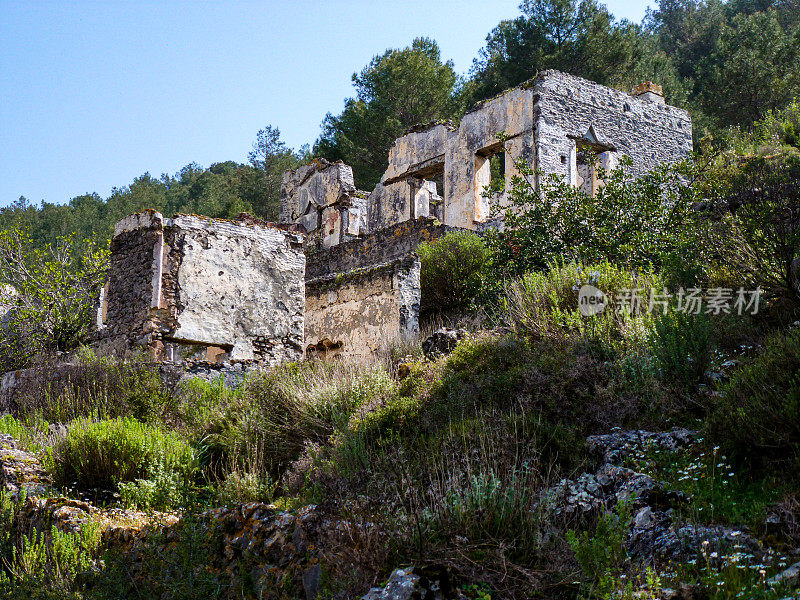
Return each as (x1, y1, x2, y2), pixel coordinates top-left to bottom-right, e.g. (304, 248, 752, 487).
(45, 417, 195, 492)
(418, 231, 489, 315)
(488, 153, 703, 285)
(707, 326, 800, 474)
(701, 151, 800, 310)
(566, 501, 631, 596)
(649, 311, 712, 388)
(504, 260, 662, 355)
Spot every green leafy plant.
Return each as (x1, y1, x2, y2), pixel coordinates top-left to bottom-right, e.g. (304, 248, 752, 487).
(0, 226, 108, 371)
(418, 230, 489, 315)
(649, 311, 712, 388)
(707, 326, 800, 474)
(45, 417, 195, 492)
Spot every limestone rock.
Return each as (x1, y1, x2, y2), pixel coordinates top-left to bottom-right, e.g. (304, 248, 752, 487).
(422, 328, 467, 360)
(361, 567, 458, 600)
(0, 433, 50, 500)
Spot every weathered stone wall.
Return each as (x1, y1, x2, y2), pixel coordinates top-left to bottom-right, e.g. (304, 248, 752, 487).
(280, 159, 367, 251)
(281, 70, 693, 237)
(95, 212, 305, 366)
(305, 217, 458, 280)
(530, 70, 693, 187)
(305, 256, 420, 360)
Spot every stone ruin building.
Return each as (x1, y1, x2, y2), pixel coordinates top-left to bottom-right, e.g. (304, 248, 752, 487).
(62, 72, 698, 372)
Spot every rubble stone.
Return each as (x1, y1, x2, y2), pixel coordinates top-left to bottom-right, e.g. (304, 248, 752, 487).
(422, 328, 467, 359)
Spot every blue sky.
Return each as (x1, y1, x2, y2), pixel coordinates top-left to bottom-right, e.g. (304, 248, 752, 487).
(0, 0, 654, 208)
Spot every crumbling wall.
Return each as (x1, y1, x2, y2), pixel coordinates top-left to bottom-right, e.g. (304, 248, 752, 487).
(305, 217, 458, 280)
(305, 256, 420, 360)
(530, 71, 692, 187)
(280, 159, 367, 250)
(95, 212, 305, 365)
(281, 70, 693, 238)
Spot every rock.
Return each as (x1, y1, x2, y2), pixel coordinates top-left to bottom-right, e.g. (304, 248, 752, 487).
(422, 328, 467, 360)
(0, 433, 51, 500)
(361, 566, 456, 600)
(303, 563, 322, 600)
(767, 560, 800, 586)
(586, 428, 698, 466)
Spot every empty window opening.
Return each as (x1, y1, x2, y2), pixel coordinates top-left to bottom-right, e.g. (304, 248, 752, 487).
(474, 144, 507, 222)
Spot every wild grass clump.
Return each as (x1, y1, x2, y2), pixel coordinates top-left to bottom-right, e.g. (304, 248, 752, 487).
(8, 350, 176, 425)
(45, 417, 195, 492)
(201, 360, 399, 491)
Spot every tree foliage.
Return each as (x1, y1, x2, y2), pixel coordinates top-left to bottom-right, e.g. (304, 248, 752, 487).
(467, 0, 687, 106)
(314, 38, 459, 189)
(0, 226, 109, 370)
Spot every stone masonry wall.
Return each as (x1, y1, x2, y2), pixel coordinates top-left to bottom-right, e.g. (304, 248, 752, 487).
(94, 212, 305, 366)
(304, 217, 459, 280)
(530, 70, 693, 186)
(282, 70, 693, 238)
(305, 256, 420, 360)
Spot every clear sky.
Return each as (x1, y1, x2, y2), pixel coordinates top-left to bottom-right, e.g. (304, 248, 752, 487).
(0, 0, 654, 208)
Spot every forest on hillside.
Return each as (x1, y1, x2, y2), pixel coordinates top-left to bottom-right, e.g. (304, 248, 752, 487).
(2, 0, 799, 250)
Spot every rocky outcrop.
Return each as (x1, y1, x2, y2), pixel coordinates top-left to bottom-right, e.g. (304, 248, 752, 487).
(542, 428, 765, 563)
(362, 567, 459, 600)
(0, 433, 50, 500)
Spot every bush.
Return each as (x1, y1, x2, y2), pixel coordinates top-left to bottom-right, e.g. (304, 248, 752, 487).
(45, 417, 195, 492)
(418, 231, 489, 315)
(649, 311, 712, 388)
(707, 326, 800, 474)
(488, 153, 703, 285)
(701, 150, 800, 310)
(504, 260, 662, 355)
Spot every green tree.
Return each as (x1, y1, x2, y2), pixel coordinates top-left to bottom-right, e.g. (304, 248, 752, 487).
(247, 125, 308, 220)
(705, 10, 800, 126)
(469, 0, 687, 105)
(0, 226, 109, 370)
(315, 37, 458, 189)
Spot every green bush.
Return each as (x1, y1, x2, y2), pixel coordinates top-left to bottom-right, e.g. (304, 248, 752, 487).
(418, 231, 489, 314)
(488, 154, 703, 285)
(707, 326, 800, 474)
(45, 417, 195, 492)
(505, 260, 662, 355)
(649, 311, 712, 388)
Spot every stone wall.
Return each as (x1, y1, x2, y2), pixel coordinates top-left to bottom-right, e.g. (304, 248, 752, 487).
(280, 159, 367, 251)
(530, 71, 693, 189)
(305, 256, 420, 360)
(281, 70, 693, 238)
(95, 212, 305, 366)
(305, 217, 458, 280)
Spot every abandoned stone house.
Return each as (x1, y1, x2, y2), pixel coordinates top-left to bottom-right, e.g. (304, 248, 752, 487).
(93, 70, 692, 365)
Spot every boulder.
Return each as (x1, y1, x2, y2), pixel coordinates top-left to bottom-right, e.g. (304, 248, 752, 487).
(362, 566, 457, 600)
(422, 328, 467, 360)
